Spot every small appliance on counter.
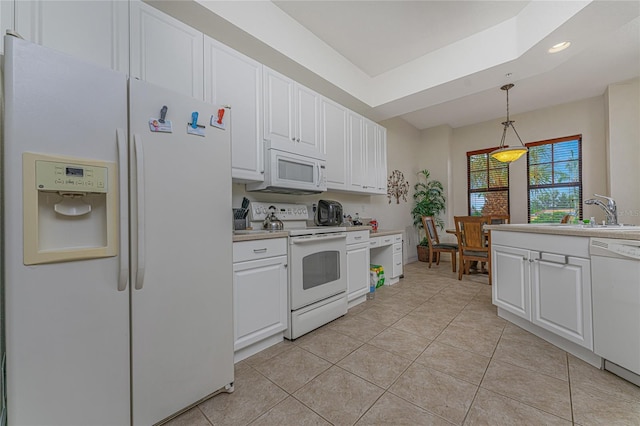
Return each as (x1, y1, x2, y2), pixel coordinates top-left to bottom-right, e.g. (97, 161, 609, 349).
(314, 199, 343, 226)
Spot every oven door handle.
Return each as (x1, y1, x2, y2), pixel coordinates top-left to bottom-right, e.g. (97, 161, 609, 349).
(291, 234, 347, 244)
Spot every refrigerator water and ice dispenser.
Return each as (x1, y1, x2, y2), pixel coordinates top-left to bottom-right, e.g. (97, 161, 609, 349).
(23, 152, 118, 265)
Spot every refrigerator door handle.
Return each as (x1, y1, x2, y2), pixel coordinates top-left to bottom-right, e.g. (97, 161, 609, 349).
(134, 135, 146, 290)
(117, 129, 129, 291)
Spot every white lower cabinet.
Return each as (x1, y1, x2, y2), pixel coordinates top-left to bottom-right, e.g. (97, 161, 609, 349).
(492, 231, 593, 351)
(492, 244, 533, 321)
(532, 254, 592, 349)
(346, 231, 370, 307)
(232, 238, 288, 361)
(370, 233, 403, 285)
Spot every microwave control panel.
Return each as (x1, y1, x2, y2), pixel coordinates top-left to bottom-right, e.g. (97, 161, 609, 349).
(35, 160, 108, 193)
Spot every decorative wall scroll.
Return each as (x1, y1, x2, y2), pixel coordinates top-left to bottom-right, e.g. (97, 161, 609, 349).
(387, 169, 410, 204)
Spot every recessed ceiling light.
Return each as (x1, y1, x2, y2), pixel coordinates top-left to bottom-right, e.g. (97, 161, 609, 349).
(548, 41, 571, 53)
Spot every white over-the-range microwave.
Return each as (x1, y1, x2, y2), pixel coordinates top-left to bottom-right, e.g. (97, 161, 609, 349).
(246, 145, 327, 195)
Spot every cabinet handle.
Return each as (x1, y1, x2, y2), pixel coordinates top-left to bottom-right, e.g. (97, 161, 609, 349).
(291, 137, 295, 141)
(354, 236, 362, 240)
(296, 138, 300, 142)
(253, 248, 268, 253)
(540, 256, 568, 265)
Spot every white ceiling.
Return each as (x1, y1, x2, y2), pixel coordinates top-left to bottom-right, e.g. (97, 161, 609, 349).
(193, 0, 640, 130)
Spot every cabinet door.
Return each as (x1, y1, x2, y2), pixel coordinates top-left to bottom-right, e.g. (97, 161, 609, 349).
(347, 112, 365, 191)
(347, 244, 370, 302)
(233, 256, 288, 351)
(492, 244, 532, 320)
(296, 84, 321, 154)
(130, 0, 204, 100)
(321, 98, 348, 190)
(376, 126, 388, 194)
(205, 36, 263, 182)
(392, 251, 403, 278)
(263, 66, 295, 150)
(532, 254, 593, 349)
(363, 119, 378, 193)
(14, 0, 128, 72)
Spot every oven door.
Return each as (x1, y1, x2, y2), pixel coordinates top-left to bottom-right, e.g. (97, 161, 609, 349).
(289, 233, 347, 310)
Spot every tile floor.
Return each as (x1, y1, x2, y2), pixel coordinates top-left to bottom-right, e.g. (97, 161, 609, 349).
(167, 261, 640, 426)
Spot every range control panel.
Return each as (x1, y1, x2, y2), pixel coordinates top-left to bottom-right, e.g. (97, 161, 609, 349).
(249, 202, 309, 221)
(35, 160, 108, 193)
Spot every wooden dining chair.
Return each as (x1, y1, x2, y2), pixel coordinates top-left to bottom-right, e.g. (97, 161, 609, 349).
(490, 214, 510, 224)
(421, 216, 458, 272)
(454, 216, 492, 282)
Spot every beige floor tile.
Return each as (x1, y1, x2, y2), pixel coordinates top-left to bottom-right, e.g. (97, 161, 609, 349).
(355, 392, 455, 425)
(295, 328, 363, 363)
(451, 308, 507, 333)
(464, 388, 571, 426)
(243, 340, 295, 367)
(415, 341, 490, 385)
(568, 354, 640, 403)
(427, 293, 470, 309)
(252, 346, 331, 393)
(346, 301, 370, 316)
(338, 344, 412, 388)
(412, 301, 463, 320)
(327, 314, 387, 342)
(435, 323, 502, 357)
(493, 332, 568, 381)
(368, 327, 432, 360)
(571, 385, 640, 426)
(293, 366, 384, 426)
(163, 407, 211, 426)
(391, 312, 451, 340)
(356, 304, 408, 326)
(481, 359, 572, 421)
(389, 363, 478, 425)
(199, 363, 287, 425)
(250, 396, 331, 426)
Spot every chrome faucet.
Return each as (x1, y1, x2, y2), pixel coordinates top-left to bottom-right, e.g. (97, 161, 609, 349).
(584, 194, 618, 225)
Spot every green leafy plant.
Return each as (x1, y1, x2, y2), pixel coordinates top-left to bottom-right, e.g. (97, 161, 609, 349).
(411, 169, 446, 246)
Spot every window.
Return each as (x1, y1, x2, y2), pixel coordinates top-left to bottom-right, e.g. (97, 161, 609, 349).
(527, 135, 582, 223)
(467, 148, 509, 216)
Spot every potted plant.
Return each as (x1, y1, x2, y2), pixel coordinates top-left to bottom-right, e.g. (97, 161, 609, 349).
(411, 169, 446, 262)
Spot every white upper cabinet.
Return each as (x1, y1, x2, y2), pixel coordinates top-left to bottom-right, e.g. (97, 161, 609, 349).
(347, 112, 365, 192)
(204, 36, 263, 182)
(263, 66, 321, 157)
(364, 119, 378, 193)
(13, 0, 128, 72)
(376, 126, 388, 194)
(321, 98, 348, 190)
(130, 0, 203, 100)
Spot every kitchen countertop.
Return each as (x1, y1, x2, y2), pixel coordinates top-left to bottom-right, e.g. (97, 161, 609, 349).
(486, 223, 640, 240)
(370, 229, 404, 237)
(345, 225, 372, 232)
(232, 230, 288, 242)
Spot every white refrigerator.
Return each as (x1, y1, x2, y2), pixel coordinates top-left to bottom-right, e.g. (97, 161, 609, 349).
(3, 36, 234, 425)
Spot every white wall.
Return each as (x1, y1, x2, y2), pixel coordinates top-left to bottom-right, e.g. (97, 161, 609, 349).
(232, 117, 423, 261)
(421, 95, 609, 226)
(605, 78, 640, 225)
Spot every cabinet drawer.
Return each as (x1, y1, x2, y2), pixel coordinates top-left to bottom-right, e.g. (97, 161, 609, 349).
(393, 242, 402, 253)
(369, 237, 380, 248)
(233, 238, 287, 262)
(347, 230, 370, 245)
(379, 236, 394, 246)
(393, 234, 402, 243)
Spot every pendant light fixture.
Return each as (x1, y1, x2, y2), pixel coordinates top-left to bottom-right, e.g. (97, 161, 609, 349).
(490, 83, 528, 163)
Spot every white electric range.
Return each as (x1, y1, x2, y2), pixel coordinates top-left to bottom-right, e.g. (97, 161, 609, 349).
(248, 202, 347, 339)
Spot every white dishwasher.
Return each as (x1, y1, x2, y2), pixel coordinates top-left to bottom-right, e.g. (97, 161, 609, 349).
(590, 237, 640, 386)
